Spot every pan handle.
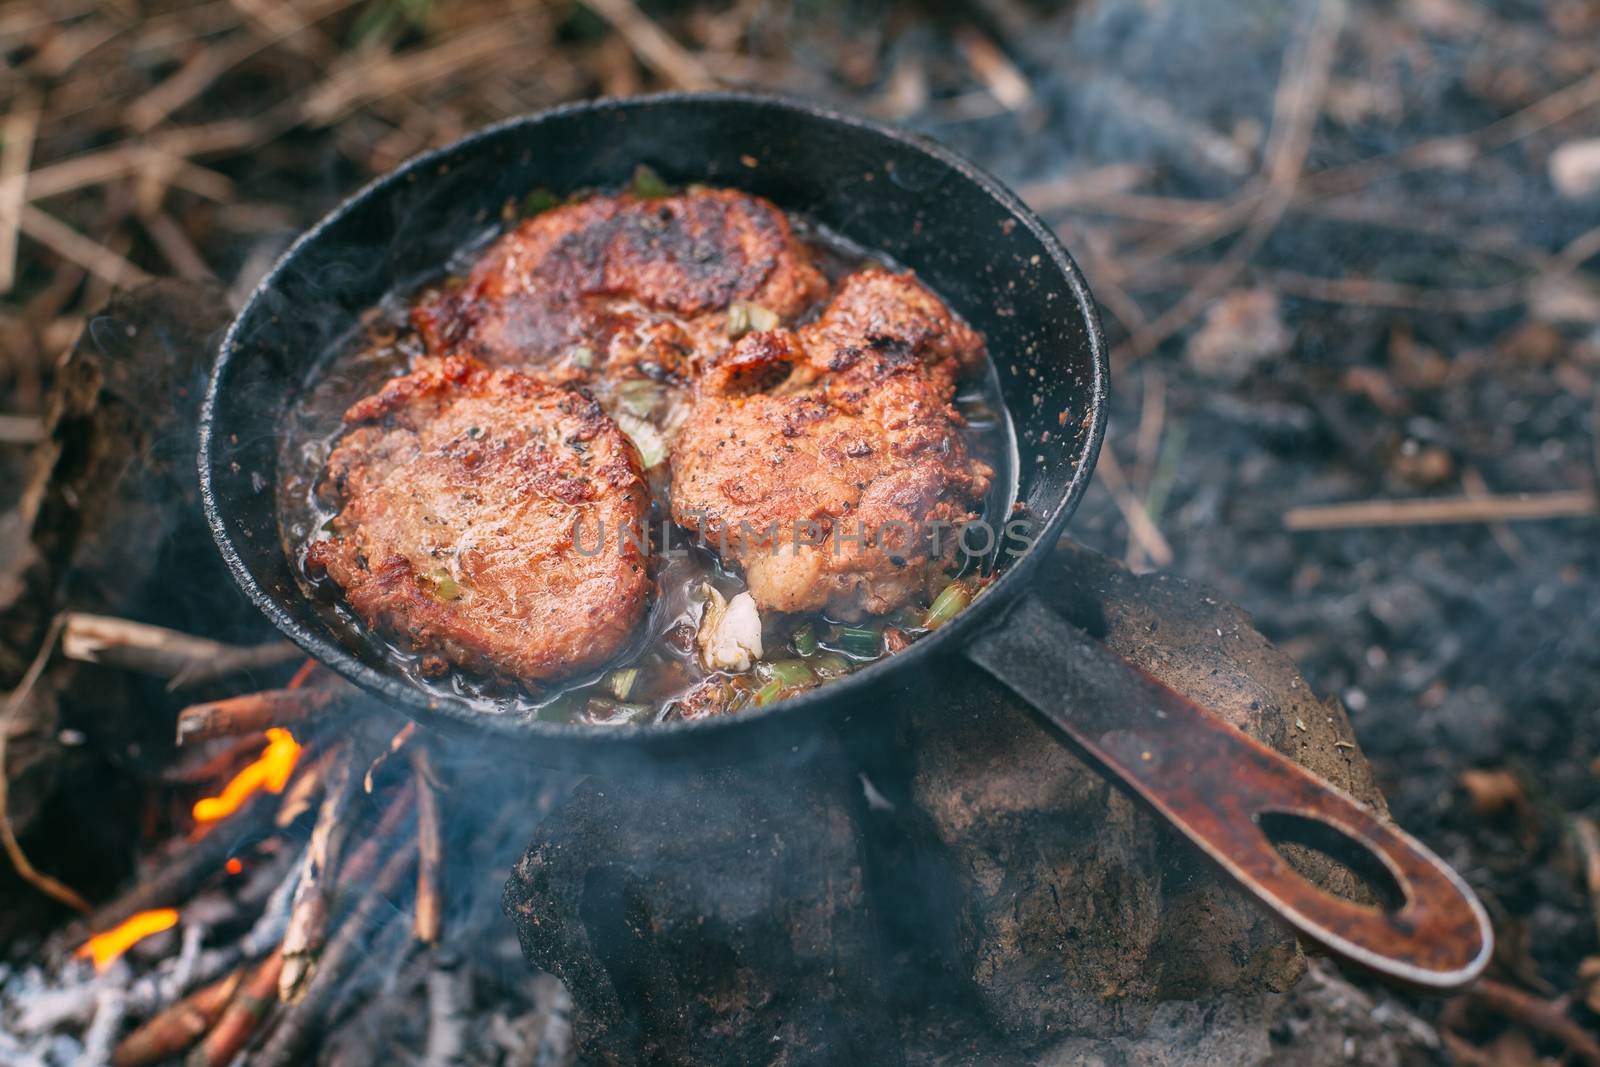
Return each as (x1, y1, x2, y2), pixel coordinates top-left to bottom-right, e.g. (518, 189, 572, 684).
(965, 593, 1491, 990)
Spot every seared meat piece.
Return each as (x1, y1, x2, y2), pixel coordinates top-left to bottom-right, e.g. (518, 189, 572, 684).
(412, 188, 828, 386)
(670, 270, 993, 618)
(306, 355, 651, 685)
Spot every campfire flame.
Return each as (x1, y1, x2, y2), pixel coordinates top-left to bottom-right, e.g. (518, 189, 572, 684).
(75, 908, 179, 972)
(192, 728, 302, 824)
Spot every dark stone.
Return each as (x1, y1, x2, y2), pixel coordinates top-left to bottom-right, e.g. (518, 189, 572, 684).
(502, 750, 902, 1067)
(896, 544, 1387, 1048)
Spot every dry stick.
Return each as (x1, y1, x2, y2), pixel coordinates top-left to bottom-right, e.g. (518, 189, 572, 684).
(338, 781, 417, 890)
(1466, 979, 1600, 1067)
(188, 948, 284, 1067)
(1571, 816, 1600, 946)
(1114, 0, 1344, 368)
(1125, 61, 1600, 288)
(60, 612, 299, 687)
(1283, 491, 1599, 531)
(0, 613, 91, 912)
(176, 687, 344, 746)
(253, 844, 419, 1067)
(17, 204, 150, 289)
(275, 746, 340, 829)
(1093, 443, 1174, 569)
(363, 721, 416, 793)
(0, 91, 41, 293)
(112, 968, 244, 1067)
(411, 747, 444, 945)
(956, 26, 1032, 112)
(124, 37, 260, 134)
(1018, 163, 1151, 214)
(580, 0, 716, 91)
(279, 743, 357, 1002)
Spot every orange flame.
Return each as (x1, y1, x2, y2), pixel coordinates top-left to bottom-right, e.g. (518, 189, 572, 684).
(192, 728, 302, 824)
(76, 908, 179, 971)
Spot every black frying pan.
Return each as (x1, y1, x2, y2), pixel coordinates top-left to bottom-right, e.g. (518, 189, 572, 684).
(199, 93, 1490, 989)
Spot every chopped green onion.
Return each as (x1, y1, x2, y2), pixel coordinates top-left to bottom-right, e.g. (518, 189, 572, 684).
(617, 413, 668, 469)
(615, 379, 661, 418)
(605, 667, 639, 701)
(923, 580, 972, 630)
(726, 300, 778, 338)
(425, 571, 461, 601)
(568, 345, 595, 369)
(522, 188, 559, 217)
(811, 652, 851, 679)
(588, 698, 654, 725)
(754, 678, 785, 706)
(838, 625, 880, 659)
(630, 164, 673, 199)
(765, 659, 816, 688)
(792, 623, 818, 657)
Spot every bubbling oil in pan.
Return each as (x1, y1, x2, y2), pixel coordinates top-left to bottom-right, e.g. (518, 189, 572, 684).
(276, 203, 1019, 726)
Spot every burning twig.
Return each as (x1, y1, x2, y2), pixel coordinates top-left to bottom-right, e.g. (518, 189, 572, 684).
(412, 746, 444, 945)
(68, 791, 274, 948)
(188, 948, 284, 1067)
(253, 844, 419, 1067)
(112, 968, 244, 1067)
(175, 686, 344, 746)
(1283, 490, 1599, 530)
(363, 721, 417, 793)
(279, 743, 357, 1002)
(60, 613, 299, 689)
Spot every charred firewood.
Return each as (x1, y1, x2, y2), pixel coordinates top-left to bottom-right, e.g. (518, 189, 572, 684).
(175, 685, 346, 746)
(188, 948, 284, 1067)
(279, 742, 358, 1002)
(112, 968, 244, 1067)
(253, 844, 420, 1067)
(412, 746, 444, 946)
(61, 791, 276, 952)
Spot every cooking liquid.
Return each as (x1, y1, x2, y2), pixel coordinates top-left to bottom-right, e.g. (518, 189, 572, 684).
(277, 213, 1017, 725)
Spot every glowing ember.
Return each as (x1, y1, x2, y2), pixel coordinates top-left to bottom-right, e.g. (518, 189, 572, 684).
(192, 728, 301, 824)
(75, 908, 179, 971)
(225, 857, 244, 875)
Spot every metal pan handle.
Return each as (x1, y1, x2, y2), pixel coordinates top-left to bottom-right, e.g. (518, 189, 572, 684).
(965, 593, 1491, 990)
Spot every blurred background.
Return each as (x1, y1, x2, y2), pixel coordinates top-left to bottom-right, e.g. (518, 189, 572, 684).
(1, 0, 1598, 1059)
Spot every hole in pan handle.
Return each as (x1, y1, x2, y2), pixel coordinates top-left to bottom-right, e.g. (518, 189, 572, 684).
(965, 594, 1493, 990)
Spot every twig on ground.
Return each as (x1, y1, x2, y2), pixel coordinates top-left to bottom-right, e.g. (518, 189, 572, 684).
(17, 205, 150, 289)
(1093, 443, 1174, 570)
(0, 91, 41, 293)
(580, 0, 716, 91)
(1114, 0, 1345, 368)
(956, 26, 1032, 112)
(1571, 816, 1600, 946)
(0, 613, 91, 912)
(1463, 979, 1600, 1067)
(1019, 164, 1150, 214)
(1283, 491, 1598, 530)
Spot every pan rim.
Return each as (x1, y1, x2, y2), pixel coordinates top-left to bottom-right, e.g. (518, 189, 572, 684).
(198, 89, 1109, 746)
